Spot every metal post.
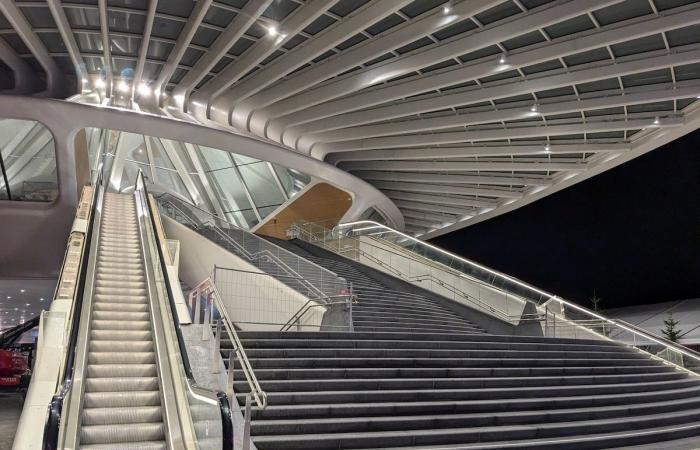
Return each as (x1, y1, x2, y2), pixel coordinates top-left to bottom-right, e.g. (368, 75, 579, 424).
(202, 293, 211, 341)
(243, 394, 252, 450)
(227, 352, 235, 399)
(194, 291, 201, 324)
(212, 319, 221, 374)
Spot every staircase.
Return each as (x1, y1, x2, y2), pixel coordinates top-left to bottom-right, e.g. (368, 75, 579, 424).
(78, 193, 166, 449)
(213, 238, 700, 449)
(268, 238, 484, 335)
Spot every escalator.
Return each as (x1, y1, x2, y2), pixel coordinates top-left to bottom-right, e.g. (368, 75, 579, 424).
(79, 192, 166, 448)
(35, 172, 232, 450)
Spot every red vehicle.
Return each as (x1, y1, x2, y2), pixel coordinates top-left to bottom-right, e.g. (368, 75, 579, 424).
(0, 316, 38, 392)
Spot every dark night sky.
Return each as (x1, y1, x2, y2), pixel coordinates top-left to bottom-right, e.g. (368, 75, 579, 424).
(431, 128, 700, 310)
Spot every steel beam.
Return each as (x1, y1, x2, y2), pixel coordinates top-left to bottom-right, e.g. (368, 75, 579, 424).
(0, 37, 37, 93)
(154, 0, 213, 97)
(318, 117, 684, 156)
(133, 0, 158, 100)
(47, 0, 87, 87)
(344, 160, 588, 172)
(354, 170, 551, 187)
(327, 143, 630, 165)
(372, 181, 523, 199)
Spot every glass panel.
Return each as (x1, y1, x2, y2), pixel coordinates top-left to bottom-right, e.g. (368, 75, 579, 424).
(237, 161, 286, 211)
(0, 118, 57, 202)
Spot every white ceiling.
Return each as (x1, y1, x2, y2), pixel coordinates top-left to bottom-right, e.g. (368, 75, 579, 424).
(1, 0, 700, 236)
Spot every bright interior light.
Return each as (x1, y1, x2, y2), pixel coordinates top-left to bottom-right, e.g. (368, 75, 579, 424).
(530, 104, 539, 113)
(653, 116, 660, 125)
(94, 78, 106, 89)
(498, 54, 507, 64)
(117, 81, 129, 93)
(544, 144, 551, 153)
(137, 83, 152, 97)
(443, 4, 452, 14)
(267, 25, 278, 37)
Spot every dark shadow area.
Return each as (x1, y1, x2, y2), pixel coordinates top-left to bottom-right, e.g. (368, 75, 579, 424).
(432, 129, 700, 309)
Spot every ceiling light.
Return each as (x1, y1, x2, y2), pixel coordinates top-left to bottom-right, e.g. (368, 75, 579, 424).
(117, 80, 129, 93)
(653, 116, 660, 125)
(25, 303, 30, 307)
(544, 144, 551, 153)
(137, 82, 151, 97)
(443, 3, 452, 14)
(40, 298, 45, 301)
(6, 296, 11, 299)
(498, 54, 507, 65)
(267, 25, 278, 37)
(530, 104, 539, 113)
(94, 78, 106, 89)
(20, 289, 25, 293)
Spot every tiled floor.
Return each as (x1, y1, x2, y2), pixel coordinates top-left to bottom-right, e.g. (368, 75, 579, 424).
(0, 394, 22, 450)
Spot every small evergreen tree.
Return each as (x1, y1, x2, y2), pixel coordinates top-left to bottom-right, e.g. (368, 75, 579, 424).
(662, 313, 682, 342)
(590, 290, 602, 312)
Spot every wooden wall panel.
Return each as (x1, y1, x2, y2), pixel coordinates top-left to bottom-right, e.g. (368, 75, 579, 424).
(255, 182, 353, 240)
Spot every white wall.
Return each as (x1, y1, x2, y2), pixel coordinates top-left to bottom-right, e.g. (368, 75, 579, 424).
(163, 217, 324, 331)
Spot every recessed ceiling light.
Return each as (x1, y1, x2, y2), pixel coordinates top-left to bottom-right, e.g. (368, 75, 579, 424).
(20, 289, 25, 293)
(40, 298, 45, 301)
(267, 25, 278, 37)
(498, 54, 507, 65)
(653, 116, 660, 125)
(544, 144, 551, 153)
(443, 4, 452, 14)
(137, 82, 151, 97)
(6, 296, 11, 299)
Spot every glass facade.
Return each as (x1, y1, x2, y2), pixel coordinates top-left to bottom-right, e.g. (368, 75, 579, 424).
(0, 118, 58, 202)
(85, 128, 311, 230)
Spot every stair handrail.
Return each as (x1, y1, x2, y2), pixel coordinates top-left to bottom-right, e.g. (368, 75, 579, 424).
(293, 220, 700, 372)
(137, 172, 234, 450)
(190, 277, 268, 409)
(157, 194, 346, 303)
(291, 222, 519, 323)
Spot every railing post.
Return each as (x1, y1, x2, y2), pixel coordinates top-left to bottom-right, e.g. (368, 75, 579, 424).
(212, 318, 221, 374)
(202, 292, 211, 341)
(243, 394, 252, 450)
(227, 352, 235, 399)
(193, 290, 201, 324)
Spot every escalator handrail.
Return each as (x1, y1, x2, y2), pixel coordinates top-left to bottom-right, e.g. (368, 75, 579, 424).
(42, 170, 103, 450)
(137, 172, 233, 450)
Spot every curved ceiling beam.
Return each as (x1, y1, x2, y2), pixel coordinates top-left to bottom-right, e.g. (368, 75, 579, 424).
(353, 171, 552, 187)
(309, 84, 700, 145)
(283, 6, 700, 148)
(327, 143, 630, 165)
(227, 0, 500, 132)
(154, 0, 213, 97)
(372, 181, 524, 199)
(0, 95, 403, 230)
(97, 0, 113, 97)
(133, 0, 158, 100)
(0, 1, 62, 95)
(342, 160, 589, 173)
(392, 199, 475, 216)
(317, 117, 684, 157)
(172, 0, 273, 109)
(0, 37, 37, 93)
(259, 0, 623, 143)
(191, 0, 336, 122)
(383, 190, 497, 209)
(47, 0, 87, 88)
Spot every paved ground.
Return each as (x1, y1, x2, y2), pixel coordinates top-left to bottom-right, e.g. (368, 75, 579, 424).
(0, 393, 22, 450)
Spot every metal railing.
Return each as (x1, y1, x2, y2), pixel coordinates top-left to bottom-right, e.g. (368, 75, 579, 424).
(291, 221, 523, 324)
(291, 220, 700, 375)
(213, 266, 354, 332)
(187, 277, 268, 410)
(157, 194, 349, 303)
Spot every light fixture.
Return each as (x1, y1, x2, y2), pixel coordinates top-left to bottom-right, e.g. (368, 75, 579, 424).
(267, 25, 278, 37)
(443, 3, 452, 14)
(40, 298, 45, 301)
(20, 289, 25, 293)
(544, 144, 551, 153)
(6, 296, 11, 299)
(653, 116, 660, 125)
(117, 80, 129, 93)
(498, 53, 507, 65)
(530, 103, 539, 113)
(137, 82, 151, 97)
(94, 78, 106, 89)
